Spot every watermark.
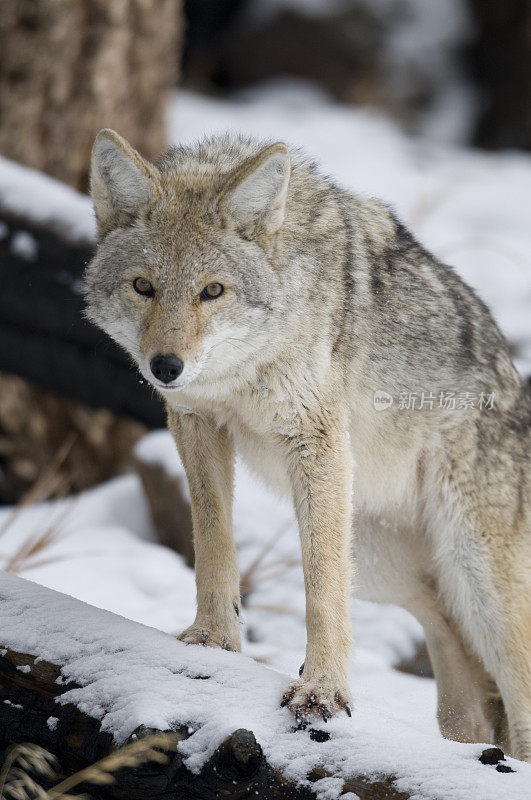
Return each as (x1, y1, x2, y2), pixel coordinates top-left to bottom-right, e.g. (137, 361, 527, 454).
(373, 390, 394, 411)
(373, 390, 496, 412)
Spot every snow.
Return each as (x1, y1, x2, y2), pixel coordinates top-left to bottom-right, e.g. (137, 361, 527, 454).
(1, 567, 530, 799)
(134, 429, 185, 481)
(0, 83, 530, 797)
(0, 156, 95, 245)
(10, 230, 38, 261)
(3, 700, 23, 710)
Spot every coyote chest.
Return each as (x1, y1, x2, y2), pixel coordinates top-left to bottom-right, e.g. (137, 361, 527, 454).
(186, 380, 424, 518)
(200, 386, 432, 604)
(201, 385, 305, 496)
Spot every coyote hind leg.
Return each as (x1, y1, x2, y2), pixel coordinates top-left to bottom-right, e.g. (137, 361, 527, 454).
(410, 597, 491, 745)
(486, 606, 531, 761)
(482, 678, 510, 752)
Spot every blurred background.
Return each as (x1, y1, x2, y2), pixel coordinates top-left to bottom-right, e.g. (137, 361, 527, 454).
(0, 0, 530, 524)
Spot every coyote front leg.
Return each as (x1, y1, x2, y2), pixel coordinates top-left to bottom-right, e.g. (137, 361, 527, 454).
(281, 400, 354, 721)
(168, 409, 241, 652)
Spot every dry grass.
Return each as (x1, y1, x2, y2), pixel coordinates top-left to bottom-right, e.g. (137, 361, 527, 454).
(0, 436, 79, 576)
(1, 503, 73, 575)
(0, 372, 145, 505)
(0, 434, 76, 544)
(0, 744, 57, 800)
(0, 734, 179, 800)
(0, 436, 112, 576)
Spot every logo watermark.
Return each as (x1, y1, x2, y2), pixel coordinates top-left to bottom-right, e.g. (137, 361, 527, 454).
(373, 390, 496, 411)
(373, 390, 394, 411)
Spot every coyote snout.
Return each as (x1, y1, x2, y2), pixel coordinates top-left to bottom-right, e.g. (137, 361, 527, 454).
(150, 354, 184, 385)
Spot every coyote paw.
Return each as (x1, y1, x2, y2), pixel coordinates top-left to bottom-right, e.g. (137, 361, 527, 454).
(177, 624, 241, 652)
(281, 677, 352, 725)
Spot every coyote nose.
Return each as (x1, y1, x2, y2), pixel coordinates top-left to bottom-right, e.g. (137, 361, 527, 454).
(150, 354, 184, 384)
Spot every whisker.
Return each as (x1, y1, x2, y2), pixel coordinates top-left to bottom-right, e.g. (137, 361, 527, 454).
(205, 337, 250, 359)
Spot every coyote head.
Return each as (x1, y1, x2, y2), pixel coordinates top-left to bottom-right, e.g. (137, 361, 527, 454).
(84, 130, 291, 394)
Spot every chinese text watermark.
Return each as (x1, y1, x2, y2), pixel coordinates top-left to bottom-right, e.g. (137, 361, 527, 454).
(373, 390, 496, 412)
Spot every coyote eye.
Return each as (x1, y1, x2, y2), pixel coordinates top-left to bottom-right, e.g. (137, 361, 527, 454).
(200, 282, 224, 301)
(133, 277, 155, 297)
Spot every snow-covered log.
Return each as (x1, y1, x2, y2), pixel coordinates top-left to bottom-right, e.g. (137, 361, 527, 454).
(0, 574, 407, 799)
(0, 573, 529, 800)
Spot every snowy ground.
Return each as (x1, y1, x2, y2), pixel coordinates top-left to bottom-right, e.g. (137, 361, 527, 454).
(1, 85, 531, 797)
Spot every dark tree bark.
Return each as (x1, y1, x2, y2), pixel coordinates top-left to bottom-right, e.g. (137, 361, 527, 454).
(468, 0, 531, 150)
(0, 211, 165, 427)
(204, 9, 383, 107)
(0, 0, 182, 191)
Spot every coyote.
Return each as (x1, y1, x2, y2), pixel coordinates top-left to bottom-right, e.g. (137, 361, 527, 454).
(85, 129, 531, 760)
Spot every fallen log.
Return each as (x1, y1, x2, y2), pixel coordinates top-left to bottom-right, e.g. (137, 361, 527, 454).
(0, 575, 412, 800)
(0, 573, 528, 800)
(0, 656, 411, 800)
(0, 654, 306, 800)
(0, 157, 165, 428)
(0, 208, 165, 428)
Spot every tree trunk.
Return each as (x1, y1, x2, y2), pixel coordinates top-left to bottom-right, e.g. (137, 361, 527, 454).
(0, 0, 182, 191)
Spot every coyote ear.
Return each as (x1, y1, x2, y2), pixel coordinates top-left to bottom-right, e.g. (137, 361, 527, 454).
(90, 129, 161, 237)
(218, 143, 290, 238)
